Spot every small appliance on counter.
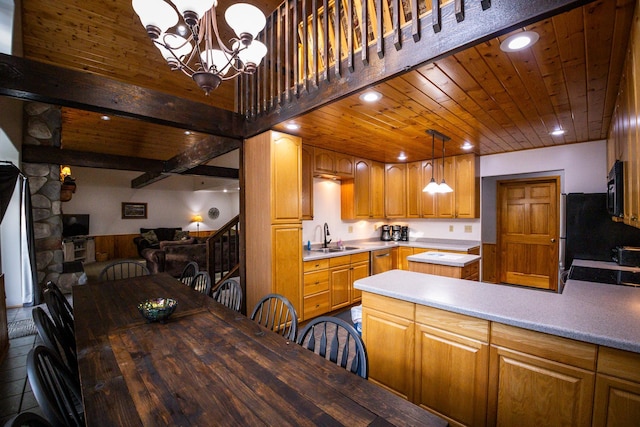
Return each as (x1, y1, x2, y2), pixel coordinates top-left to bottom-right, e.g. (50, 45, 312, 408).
(391, 225, 401, 241)
(400, 226, 409, 241)
(613, 246, 640, 267)
(380, 225, 391, 241)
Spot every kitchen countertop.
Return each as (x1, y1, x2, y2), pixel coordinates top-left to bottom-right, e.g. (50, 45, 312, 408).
(354, 267, 640, 353)
(303, 238, 480, 261)
(407, 251, 481, 267)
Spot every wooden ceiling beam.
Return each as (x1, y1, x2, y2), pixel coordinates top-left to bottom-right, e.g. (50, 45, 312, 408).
(244, 0, 593, 136)
(0, 53, 244, 138)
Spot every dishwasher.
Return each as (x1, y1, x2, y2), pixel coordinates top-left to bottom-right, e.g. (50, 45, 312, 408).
(371, 248, 393, 274)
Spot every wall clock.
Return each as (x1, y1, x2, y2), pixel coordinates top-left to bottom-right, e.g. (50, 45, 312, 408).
(208, 207, 220, 219)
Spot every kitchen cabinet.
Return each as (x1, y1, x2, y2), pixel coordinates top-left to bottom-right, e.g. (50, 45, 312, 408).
(488, 323, 596, 427)
(362, 293, 415, 401)
(301, 144, 314, 220)
(408, 258, 480, 281)
(312, 146, 355, 179)
(420, 155, 478, 219)
(385, 163, 406, 218)
(330, 252, 370, 310)
(592, 347, 640, 426)
(437, 156, 455, 218)
(406, 161, 422, 218)
(454, 154, 480, 218)
(245, 131, 303, 316)
(396, 246, 476, 271)
(303, 258, 330, 320)
(341, 158, 384, 219)
(415, 305, 489, 427)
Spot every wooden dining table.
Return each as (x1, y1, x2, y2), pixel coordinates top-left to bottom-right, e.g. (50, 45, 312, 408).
(73, 273, 447, 426)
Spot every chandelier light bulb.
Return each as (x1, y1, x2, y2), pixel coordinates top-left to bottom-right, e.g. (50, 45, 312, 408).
(132, 0, 178, 38)
(225, 3, 267, 42)
(169, 0, 216, 25)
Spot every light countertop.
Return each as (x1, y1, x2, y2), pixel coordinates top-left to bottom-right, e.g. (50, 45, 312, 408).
(407, 251, 480, 267)
(354, 268, 640, 353)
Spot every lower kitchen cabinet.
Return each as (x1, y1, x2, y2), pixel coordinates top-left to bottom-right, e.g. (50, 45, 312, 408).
(415, 306, 489, 427)
(592, 347, 640, 426)
(303, 258, 330, 321)
(409, 259, 480, 281)
(361, 293, 415, 401)
(488, 323, 596, 427)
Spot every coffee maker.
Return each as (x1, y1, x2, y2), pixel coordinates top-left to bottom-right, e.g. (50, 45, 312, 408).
(391, 225, 401, 241)
(380, 225, 391, 241)
(400, 226, 409, 241)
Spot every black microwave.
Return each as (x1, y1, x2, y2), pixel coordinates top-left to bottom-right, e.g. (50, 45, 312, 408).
(607, 160, 623, 217)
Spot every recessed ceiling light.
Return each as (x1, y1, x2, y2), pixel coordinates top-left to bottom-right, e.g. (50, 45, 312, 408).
(550, 129, 566, 136)
(285, 123, 300, 130)
(461, 142, 473, 150)
(397, 152, 407, 161)
(184, 131, 192, 135)
(359, 90, 382, 103)
(100, 115, 110, 121)
(500, 31, 540, 52)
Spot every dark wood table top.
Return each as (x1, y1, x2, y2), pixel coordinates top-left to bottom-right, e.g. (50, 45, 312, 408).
(73, 273, 447, 426)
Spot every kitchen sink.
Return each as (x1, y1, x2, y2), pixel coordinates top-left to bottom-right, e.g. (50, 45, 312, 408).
(311, 246, 360, 253)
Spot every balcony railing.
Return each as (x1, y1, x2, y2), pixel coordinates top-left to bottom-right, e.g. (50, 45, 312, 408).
(206, 215, 240, 290)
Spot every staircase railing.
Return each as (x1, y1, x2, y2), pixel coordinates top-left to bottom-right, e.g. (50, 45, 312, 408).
(206, 215, 240, 290)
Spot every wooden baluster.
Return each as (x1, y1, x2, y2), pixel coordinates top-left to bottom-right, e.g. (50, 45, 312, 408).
(323, 0, 330, 81)
(262, 17, 269, 112)
(312, 0, 319, 87)
(270, 12, 276, 109)
(411, 0, 419, 41)
(347, 0, 354, 72)
(284, 0, 290, 103)
(276, 5, 282, 106)
(292, 0, 299, 98)
(481, 0, 491, 10)
(376, 0, 383, 58)
(302, 0, 309, 91)
(392, 0, 400, 49)
(361, 0, 369, 64)
(334, 0, 341, 77)
(455, 0, 464, 22)
(432, 0, 441, 33)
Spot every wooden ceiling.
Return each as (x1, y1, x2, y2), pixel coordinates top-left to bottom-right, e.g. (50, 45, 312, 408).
(19, 0, 636, 165)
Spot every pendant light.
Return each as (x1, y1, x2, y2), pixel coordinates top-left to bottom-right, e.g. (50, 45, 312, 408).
(423, 129, 453, 194)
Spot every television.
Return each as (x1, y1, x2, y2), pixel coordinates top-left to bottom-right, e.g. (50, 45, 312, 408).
(62, 214, 90, 238)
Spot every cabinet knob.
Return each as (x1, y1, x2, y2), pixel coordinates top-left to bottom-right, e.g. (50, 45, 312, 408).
(315, 281, 320, 285)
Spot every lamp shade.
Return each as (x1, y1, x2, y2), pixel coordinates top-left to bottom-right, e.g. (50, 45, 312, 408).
(438, 181, 453, 193)
(423, 178, 439, 193)
(156, 34, 192, 60)
(192, 215, 203, 223)
(169, 0, 216, 17)
(132, 0, 178, 33)
(225, 3, 266, 39)
(234, 40, 267, 66)
(200, 49, 231, 75)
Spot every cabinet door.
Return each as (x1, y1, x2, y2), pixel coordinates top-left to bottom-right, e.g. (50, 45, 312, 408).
(330, 265, 351, 310)
(488, 345, 595, 427)
(415, 323, 489, 427)
(406, 161, 422, 218)
(455, 153, 478, 218)
(385, 163, 406, 218)
(421, 160, 437, 218)
(593, 374, 640, 426)
(371, 161, 385, 218)
(313, 147, 336, 175)
(354, 158, 372, 218)
(362, 295, 415, 401)
(334, 152, 355, 178)
(436, 157, 455, 218)
(350, 260, 369, 302)
(301, 144, 314, 220)
(397, 247, 414, 270)
(271, 133, 302, 222)
(272, 225, 303, 316)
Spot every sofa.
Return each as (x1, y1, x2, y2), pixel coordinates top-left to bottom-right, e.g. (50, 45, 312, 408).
(133, 227, 189, 257)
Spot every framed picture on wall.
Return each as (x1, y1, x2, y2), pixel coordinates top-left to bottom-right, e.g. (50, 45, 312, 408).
(122, 202, 147, 219)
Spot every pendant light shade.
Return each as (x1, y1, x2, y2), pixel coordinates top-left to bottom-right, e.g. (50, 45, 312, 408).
(423, 129, 453, 194)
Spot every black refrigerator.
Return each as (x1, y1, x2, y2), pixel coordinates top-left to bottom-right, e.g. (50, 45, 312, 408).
(565, 193, 640, 267)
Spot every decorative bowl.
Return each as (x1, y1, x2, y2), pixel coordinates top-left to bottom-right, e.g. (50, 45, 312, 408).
(137, 298, 178, 323)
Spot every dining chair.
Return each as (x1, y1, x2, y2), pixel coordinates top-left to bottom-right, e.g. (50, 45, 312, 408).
(2, 411, 53, 427)
(44, 281, 74, 322)
(179, 261, 199, 285)
(31, 307, 78, 378)
(212, 277, 242, 311)
(250, 294, 298, 341)
(190, 271, 212, 296)
(43, 288, 75, 346)
(297, 316, 368, 379)
(27, 346, 85, 427)
(98, 260, 150, 281)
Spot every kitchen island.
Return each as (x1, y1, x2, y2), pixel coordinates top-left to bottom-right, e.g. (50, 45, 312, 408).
(407, 251, 481, 280)
(354, 270, 640, 426)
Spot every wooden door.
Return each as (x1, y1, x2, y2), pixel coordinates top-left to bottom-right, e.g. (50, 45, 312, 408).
(354, 158, 372, 218)
(497, 178, 560, 291)
(397, 246, 414, 270)
(313, 147, 335, 175)
(385, 163, 407, 218)
(271, 133, 301, 223)
(350, 260, 369, 302)
(406, 161, 422, 218)
(421, 160, 437, 217)
(330, 256, 351, 309)
(455, 154, 478, 218)
(371, 161, 385, 218)
(272, 225, 303, 316)
(334, 152, 354, 178)
(436, 157, 455, 217)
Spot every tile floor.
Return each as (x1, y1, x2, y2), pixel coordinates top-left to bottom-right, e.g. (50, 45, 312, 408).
(0, 304, 47, 424)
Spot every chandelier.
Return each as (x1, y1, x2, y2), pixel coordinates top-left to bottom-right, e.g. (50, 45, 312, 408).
(423, 129, 453, 194)
(132, 0, 268, 95)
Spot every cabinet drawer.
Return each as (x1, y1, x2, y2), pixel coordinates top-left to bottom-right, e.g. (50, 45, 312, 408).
(304, 291, 330, 319)
(329, 255, 351, 267)
(303, 271, 329, 296)
(462, 261, 479, 279)
(597, 346, 640, 383)
(350, 251, 370, 263)
(304, 259, 329, 272)
(416, 305, 489, 342)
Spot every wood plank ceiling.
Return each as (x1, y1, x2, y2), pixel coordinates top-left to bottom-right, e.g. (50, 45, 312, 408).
(19, 0, 635, 165)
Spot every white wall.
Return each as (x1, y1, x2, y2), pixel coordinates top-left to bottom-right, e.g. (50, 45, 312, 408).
(303, 141, 606, 246)
(64, 167, 240, 236)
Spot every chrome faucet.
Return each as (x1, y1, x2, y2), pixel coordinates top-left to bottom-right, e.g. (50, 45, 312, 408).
(323, 223, 331, 248)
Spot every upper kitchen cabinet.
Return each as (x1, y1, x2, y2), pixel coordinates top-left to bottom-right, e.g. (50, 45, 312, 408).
(341, 158, 384, 219)
(385, 163, 407, 218)
(421, 154, 479, 219)
(406, 161, 422, 218)
(454, 154, 480, 219)
(271, 133, 302, 223)
(312, 147, 355, 179)
(301, 144, 314, 220)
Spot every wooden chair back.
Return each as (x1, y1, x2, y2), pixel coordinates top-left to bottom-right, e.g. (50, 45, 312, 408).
(212, 277, 242, 312)
(250, 294, 298, 341)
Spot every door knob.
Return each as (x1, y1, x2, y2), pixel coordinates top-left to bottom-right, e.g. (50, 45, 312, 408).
(550, 238, 556, 243)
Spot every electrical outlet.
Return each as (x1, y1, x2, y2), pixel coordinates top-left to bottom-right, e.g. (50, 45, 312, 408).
(348, 226, 353, 233)
(449, 225, 454, 232)
(465, 225, 472, 233)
